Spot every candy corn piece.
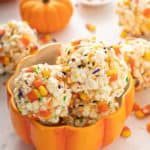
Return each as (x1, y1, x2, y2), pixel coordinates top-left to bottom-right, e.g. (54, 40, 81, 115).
(120, 126, 131, 138)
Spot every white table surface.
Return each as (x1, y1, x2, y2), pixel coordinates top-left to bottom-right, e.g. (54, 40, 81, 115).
(0, 0, 150, 150)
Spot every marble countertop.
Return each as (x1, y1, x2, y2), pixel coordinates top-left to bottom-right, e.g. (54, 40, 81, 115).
(0, 0, 150, 150)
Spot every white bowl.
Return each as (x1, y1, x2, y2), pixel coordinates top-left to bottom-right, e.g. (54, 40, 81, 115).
(78, 0, 112, 7)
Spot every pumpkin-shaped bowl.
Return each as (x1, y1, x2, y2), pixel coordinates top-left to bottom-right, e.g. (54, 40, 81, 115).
(6, 43, 135, 150)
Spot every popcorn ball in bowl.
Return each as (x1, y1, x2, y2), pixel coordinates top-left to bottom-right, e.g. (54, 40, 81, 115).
(57, 39, 131, 126)
(13, 64, 72, 125)
(116, 0, 150, 38)
(7, 40, 134, 150)
(0, 20, 38, 74)
(118, 38, 150, 91)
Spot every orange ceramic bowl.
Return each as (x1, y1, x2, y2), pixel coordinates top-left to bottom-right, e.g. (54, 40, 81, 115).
(7, 43, 135, 150)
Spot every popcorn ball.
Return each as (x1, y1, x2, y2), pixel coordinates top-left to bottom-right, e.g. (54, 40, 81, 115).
(117, 0, 150, 38)
(119, 38, 150, 90)
(13, 64, 72, 125)
(0, 21, 38, 74)
(57, 38, 129, 126)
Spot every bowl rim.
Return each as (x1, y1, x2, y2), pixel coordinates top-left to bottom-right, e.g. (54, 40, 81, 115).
(7, 42, 134, 130)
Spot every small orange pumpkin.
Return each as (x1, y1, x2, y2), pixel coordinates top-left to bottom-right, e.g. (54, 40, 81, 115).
(7, 43, 135, 150)
(20, 0, 73, 33)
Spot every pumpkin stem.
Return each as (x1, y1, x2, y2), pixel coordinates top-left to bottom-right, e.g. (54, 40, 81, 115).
(43, 0, 49, 3)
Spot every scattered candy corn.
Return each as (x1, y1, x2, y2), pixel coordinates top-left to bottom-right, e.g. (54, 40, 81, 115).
(120, 30, 128, 38)
(134, 110, 145, 119)
(132, 102, 141, 112)
(120, 126, 131, 138)
(146, 123, 150, 133)
(39, 34, 51, 44)
(86, 24, 96, 32)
